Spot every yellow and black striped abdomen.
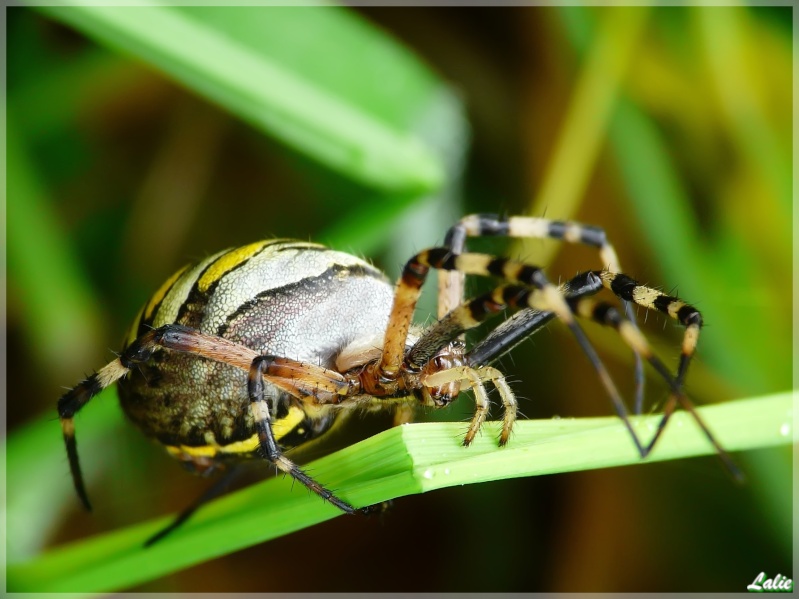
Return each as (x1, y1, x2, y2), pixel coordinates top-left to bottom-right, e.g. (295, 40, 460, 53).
(117, 240, 394, 466)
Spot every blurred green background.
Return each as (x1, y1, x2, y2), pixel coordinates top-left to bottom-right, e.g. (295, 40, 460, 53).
(6, 4, 793, 593)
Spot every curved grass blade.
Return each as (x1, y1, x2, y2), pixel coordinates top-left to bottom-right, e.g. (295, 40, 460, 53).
(8, 392, 793, 594)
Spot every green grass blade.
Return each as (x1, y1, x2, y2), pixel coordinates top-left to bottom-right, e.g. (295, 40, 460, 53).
(36, 4, 444, 194)
(8, 391, 793, 594)
(6, 122, 107, 373)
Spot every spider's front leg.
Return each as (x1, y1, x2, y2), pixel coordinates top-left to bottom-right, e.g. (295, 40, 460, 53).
(422, 364, 516, 446)
(379, 242, 605, 449)
(442, 213, 647, 412)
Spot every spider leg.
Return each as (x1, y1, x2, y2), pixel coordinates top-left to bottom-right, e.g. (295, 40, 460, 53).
(466, 270, 604, 367)
(395, 249, 739, 478)
(57, 324, 185, 510)
(569, 295, 742, 481)
(58, 359, 132, 511)
(594, 271, 702, 389)
(443, 213, 646, 413)
(462, 270, 705, 456)
(409, 273, 651, 453)
(424, 365, 516, 445)
(58, 323, 357, 514)
(144, 466, 242, 547)
(384, 247, 621, 449)
(401, 251, 589, 369)
(152, 325, 352, 402)
(446, 271, 603, 446)
(380, 247, 597, 376)
(248, 356, 356, 513)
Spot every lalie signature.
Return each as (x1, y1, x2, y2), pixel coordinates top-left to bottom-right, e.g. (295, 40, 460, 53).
(747, 572, 793, 592)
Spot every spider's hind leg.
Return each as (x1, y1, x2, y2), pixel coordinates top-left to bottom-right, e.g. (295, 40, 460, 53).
(57, 328, 170, 511)
(144, 466, 242, 547)
(402, 249, 740, 479)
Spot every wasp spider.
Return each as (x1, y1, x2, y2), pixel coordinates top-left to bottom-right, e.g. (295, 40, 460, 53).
(57, 214, 739, 544)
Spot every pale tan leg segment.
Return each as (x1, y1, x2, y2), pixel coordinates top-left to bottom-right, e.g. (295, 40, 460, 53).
(424, 365, 517, 446)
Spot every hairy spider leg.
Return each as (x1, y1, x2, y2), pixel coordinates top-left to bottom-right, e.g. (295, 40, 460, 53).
(443, 213, 647, 413)
(144, 466, 242, 547)
(389, 249, 741, 479)
(58, 324, 359, 518)
(248, 355, 356, 513)
(466, 270, 604, 367)
(379, 247, 601, 447)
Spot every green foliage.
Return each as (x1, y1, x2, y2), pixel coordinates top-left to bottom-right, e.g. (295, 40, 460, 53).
(37, 4, 444, 194)
(6, 4, 792, 594)
(9, 392, 793, 594)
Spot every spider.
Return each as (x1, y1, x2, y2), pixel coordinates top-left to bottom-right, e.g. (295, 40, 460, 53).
(57, 213, 740, 545)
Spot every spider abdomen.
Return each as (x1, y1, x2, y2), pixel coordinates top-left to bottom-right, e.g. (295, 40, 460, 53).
(117, 239, 394, 464)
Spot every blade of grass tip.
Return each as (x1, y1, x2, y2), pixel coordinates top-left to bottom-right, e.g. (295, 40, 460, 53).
(404, 392, 794, 491)
(516, 6, 650, 267)
(37, 4, 444, 195)
(9, 392, 792, 594)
